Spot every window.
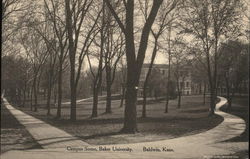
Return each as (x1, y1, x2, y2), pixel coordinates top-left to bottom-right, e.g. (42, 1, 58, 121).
(180, 82, 184, 88)
(186, 82, 189, 87)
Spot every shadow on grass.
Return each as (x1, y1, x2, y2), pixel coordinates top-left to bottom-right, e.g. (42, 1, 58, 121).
(181, 108, 209, 113)
(78, 131, 121, 140)
(49, 116, 216, 127)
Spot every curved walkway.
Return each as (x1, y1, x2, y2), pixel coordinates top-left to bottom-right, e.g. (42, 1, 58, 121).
(1, 97, 248, 159)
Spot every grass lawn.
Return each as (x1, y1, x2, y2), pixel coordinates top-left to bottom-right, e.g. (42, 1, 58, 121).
(220, 96, 249, 142)
(0, 102, 41, 154)
(14, 95, 223, 145)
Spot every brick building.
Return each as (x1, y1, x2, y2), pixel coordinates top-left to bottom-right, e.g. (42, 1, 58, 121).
(139, 63, 200, 96)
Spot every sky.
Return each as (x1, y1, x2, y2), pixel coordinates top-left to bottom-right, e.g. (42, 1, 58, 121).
(4, 0, 249, 68)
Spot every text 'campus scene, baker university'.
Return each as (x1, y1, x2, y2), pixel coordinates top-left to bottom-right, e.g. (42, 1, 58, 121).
(1, 0, 249, 158)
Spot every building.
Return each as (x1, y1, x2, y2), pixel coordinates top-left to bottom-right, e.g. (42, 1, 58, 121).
(139, 63, 199, 97)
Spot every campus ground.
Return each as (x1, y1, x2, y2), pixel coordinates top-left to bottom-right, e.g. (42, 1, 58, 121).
(1, 95, 248, 157)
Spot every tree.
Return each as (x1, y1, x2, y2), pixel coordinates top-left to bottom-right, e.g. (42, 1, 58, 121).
(117, 57, 127, 108)
(43, 0, 69, 118)
(18, 24, 49, 111)
(2, 0, 28, 20)
(104, 27, 125, 114)
(31, 11, 59, 116)
(139, 0, 178, 118)
(171, 38, 189, 108)
(147, 67, 167, 99)
(104, 0, 163, 133)
(64, 0, 101, 121)
(218, 40, 249, 109)
(191, 52, 209, 105)
(1, 55, 31, 105)
(85, 2, 108, 118)
(2, 0, 31, 56)
(180, 0, 243, 115)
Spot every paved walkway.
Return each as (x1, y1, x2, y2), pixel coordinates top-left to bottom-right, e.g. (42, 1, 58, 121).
(1, 98, 89, 149)
(1, 97, 248, 159)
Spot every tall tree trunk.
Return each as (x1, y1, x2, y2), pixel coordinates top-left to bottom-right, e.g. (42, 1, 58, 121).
(121, 29, 138, 133)
(105, 65, 112, 113)
(34, 70, 43, 112)
(54, 87, 57, 106)
(22, 82, 27, 106)
(90, 5, 104, 117)
(210, 35, 219, 115)
(22, 89, 26, 106)
(57, 63, 63, 118)
(32, 75, 38, 112)
(165, 26, 171, 113)
(176, 80, 181, 108)
(70, 83, 77, 121)
(120, 84, 125, 107)
(177, 92, 181, 108)
(47, 70, 53, 115)
(142, 39, 158, 118)
(228, 90, 235, 110)
(91, 69, 103, 118)
(121, 73, 138, 133)
(225, 76, 230, 109)
(17, 89, 22, 105)
(209, 85, 216, 115)
(46, 85, 52, 115)
(165, 71, 170, 113)
(206, 53, 215, 115)
(27, 87, 30, 101)
(105, 0, 163, 133)
(65, 0, 77, 121)
(30, 87, 33, 110)
(92, 84, 98, 118)
(34, 83, 38, 112)
(203, 83, 206, 105)
(142, 88, 147, 118)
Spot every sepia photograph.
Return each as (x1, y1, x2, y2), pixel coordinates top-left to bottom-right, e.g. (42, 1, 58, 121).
(1, 0, 249, 158)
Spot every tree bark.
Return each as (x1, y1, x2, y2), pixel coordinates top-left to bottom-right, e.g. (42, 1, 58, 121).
(34, 83, 38, 112)
(209, 85, 216, 115)
(32, 75, 38, 112)
(177, 92, 181, 108)
(22, 82, 27, 106)
(30, 87, 33, 110)
(70, 84, 77, 121)
(57, 63, 63, 118)
(105, 65, 112, 113)
(46, 69, 53, 115)
(53, 87, 57, 106)
(142, 88, 147, 118)
(46, 83, 52, 115)
(165, 25, 171, 113)
(91, 85, 98, 118)
(65, 0, 76, 121)
(176, 78, 181, 109)
(104, 0, 163, 133)
(142, 39, 158, 118)
(121, 78, 138, 133)
(203, 83, 206, 105)
(120, 85, 125, 107)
